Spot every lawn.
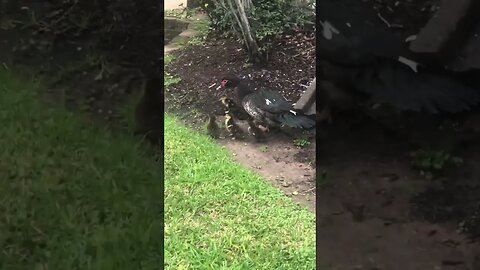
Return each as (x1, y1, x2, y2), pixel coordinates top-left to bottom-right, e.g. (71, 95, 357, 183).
(0, 69, 162, 269)
(164, 115, 316, 269)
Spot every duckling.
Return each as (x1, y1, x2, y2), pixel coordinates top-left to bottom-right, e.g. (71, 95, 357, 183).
(206, 114, 220, 139)
(247, 119, 266, 141)
(134, 74, 163, 146)
(219, 96, 250, 120)
(219, 96, 236, 110)
(225, 113, 243, 139)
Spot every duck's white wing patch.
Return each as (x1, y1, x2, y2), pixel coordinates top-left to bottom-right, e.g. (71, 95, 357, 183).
(398, 56, 419, 72)
(320, 20, 340, 40)
(405, 35, 417, 42)
(289, 110, 297, 115)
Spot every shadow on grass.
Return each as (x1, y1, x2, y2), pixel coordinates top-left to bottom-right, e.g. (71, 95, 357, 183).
(0, 68, 163, 269)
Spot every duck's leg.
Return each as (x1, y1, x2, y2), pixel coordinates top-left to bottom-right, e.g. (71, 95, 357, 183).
(258, 124, 270, 133)
(261, 125, 270, 133)
(253, 119, 269, 132)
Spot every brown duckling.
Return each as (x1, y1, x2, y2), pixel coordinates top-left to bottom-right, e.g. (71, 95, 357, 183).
(225, 113, 243, 139)
(219, 96, 250, 120)
(206, 114, 220, 139)
(219, 96, 236, 109)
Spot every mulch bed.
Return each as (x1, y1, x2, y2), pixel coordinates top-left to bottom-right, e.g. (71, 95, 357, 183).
(166, 31, 315, 117)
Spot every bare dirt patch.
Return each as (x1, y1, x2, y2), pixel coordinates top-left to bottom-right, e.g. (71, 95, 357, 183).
(219, 136, 315, 212)
(317, 110, 480, 269)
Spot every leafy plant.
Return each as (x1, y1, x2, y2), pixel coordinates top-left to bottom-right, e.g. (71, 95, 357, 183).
(164, 54, 176, 66)
(165, 9, 187, 18)
(293, 138, 310, 149)
(186, 34, 205, 46)
(258, 145, 268, 152)
(199, 0, 314, 57)
(249, 0, 313, 50)
(184, 20, 211, 46)
(459, 207, 480, 238)
(411, 149, 463, 178)
(164, 73, 181, 91)
(164, 55, 180, 91)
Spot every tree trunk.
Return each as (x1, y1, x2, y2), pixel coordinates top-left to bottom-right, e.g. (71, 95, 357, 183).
(230, 0, 262, 62)
(212, 0, 261, 62)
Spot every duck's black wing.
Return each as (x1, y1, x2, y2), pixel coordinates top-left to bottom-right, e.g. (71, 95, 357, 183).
(243, 88, 315, 129)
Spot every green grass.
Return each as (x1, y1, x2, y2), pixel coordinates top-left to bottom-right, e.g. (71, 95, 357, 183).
(164, 54, 176, 66)
(0, 69, 162, 269)
(164, 115, 316, 269)
(258, 145, 269, 153)
(293, 138, 311, 149)
(165, 9, 186, 18)
(174, 18, 211, 47)
(186, 20, 210, 46)
(164, 73, 181, 91)
(164, 54, 181, 92)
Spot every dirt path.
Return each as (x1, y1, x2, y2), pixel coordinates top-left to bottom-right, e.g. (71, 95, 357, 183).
(318, 159, 480, 270)
(317, 117, 480, 269)
(223, 141, 315, 212)
(216, 122, 316, 212)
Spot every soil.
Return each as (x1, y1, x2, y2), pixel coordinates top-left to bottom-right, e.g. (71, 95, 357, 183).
(317, 114, 480, 269)
(166, 32, 315, 113)
(220, 136, 316, 212)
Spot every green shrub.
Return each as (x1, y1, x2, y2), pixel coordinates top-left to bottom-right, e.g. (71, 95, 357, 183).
(200, 0, 314, 52)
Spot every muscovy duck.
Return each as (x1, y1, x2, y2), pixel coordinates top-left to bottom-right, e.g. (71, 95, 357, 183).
(220, 76, 316, 130)
(317, 0, 480, 121)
